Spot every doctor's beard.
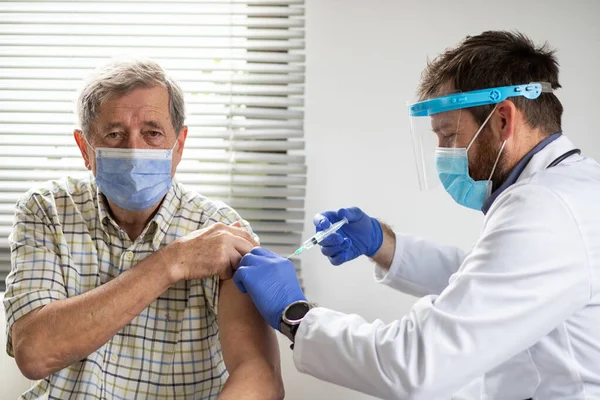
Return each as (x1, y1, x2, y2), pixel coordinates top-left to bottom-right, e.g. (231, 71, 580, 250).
(468, 127, 510, 191)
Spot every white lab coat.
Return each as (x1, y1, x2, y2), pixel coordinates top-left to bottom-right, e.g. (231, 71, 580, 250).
(293, 135, 600, 400)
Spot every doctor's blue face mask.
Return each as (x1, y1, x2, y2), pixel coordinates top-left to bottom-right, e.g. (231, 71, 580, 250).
(85, 139, 177, 211)
(407, 82, 553, 210)
(434, 105, 506, 211)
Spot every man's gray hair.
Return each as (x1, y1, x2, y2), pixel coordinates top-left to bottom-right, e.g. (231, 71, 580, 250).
(76, 58, 186, 138)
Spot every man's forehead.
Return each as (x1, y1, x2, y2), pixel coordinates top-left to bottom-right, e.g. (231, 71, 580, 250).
(96, 89, 171, 128)
(431, 110, 462, 129)
(99, 87, 170, 116)
(100, 103, 168, 119)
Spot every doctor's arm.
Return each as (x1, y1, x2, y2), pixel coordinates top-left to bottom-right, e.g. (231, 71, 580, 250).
(240, 185, 591, 400)
(217, 279, 284, 400)
(316, 207, 466, 297)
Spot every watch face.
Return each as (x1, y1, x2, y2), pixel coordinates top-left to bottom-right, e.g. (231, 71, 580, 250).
(285, 302, 310, 323)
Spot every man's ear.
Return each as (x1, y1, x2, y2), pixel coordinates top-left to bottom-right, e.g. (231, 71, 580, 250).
(176, 126, 188, 158)
(171, 126, 188, 177)
(74, 129, 92, 170)
(493, 100, 518, 141)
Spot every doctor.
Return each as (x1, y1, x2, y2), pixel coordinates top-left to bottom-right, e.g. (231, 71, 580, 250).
(234, 30, 600, 399)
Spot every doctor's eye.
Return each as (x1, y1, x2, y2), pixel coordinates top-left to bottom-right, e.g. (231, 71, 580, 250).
(438, 132, 457, 146)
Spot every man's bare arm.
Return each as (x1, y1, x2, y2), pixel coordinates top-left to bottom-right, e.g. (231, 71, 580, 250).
(217, 279, 284, 400)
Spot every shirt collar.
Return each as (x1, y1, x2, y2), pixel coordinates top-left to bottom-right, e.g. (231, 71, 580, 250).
(482, 132, 564, 214)
(94, 177, 182, 247)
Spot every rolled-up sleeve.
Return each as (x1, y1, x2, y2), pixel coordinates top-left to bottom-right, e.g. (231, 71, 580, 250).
(4, 194, 67, 357)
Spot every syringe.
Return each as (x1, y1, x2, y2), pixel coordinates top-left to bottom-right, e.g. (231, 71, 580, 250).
(287, 217, 349, 258)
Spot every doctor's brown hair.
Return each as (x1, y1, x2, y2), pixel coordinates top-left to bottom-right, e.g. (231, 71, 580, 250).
(417, 30, 563, 136)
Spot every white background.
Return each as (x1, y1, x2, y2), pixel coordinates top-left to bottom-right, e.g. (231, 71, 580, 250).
(2, 0, 600, 399)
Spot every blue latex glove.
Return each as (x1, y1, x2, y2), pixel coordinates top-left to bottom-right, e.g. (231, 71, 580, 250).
(234, 247, 307, 330)
(313, 207, 383, 266)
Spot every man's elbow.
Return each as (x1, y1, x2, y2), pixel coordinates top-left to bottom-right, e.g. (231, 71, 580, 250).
(14, 346, 52, 380)
(225, 360, 285, 400)
(261, 363, 285, 400)
(268, 376, 285, 400)
(12, 324, 58, 380)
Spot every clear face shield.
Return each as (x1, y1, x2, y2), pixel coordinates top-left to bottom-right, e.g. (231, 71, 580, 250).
(408, 82, 553, 191)
(409, 107, 465, 190)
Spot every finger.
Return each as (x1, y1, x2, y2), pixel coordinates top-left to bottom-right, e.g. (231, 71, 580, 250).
(226, 236, 257, 269)
(321, 245, 344, 258)
(250, 246, 277, 258)
(313, 211, 331, 232)
(238, 252, 255, 267)
(223, 224, 260, 247)
(233, 268, 248, 293)
(237, 252, 263, 267)
(231, 220, 243, 228)
(339, 207, 365, 223)
(318, 232, 345, 247)
(321, 237, 350, 256)
(329, 250, 348, 266)
(219, 266, 234, 281)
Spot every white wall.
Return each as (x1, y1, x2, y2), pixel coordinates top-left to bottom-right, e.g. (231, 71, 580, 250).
(279, 0, 600, 399)
(2, 1, 600, 399)
(0, 295, 32, 398)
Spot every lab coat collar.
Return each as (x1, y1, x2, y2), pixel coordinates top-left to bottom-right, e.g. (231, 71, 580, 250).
(482, 133, 577, 214)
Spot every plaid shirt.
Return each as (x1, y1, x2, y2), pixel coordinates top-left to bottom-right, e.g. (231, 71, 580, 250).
(4, 176, 255, 399)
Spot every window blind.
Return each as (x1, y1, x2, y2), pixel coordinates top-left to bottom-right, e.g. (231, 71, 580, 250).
(0, 0, 306, 291)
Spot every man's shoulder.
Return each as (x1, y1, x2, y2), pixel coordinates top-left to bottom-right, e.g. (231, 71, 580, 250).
(174, 181, 241, 224)
(17, 176, 95, 210)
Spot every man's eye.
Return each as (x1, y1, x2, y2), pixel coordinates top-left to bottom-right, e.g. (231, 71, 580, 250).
(438, 133, 457, 147)
(147, 131, 163, 137)
(106, 132, 121, 139)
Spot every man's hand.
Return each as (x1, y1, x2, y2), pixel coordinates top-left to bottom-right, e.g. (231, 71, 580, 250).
(313, 207, 383, 266)
(234, 247, 306, 330)
(166, 222, 258, 282)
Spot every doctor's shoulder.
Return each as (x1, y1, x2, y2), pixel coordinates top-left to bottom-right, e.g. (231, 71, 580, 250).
(488, 160, 600, 218)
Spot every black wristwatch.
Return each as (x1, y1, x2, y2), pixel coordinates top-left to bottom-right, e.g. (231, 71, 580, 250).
(279, 300, 315, 348)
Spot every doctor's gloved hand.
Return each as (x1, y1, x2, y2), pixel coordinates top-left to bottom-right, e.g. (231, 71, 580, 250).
(313, 207, 383, 266)
(234, 247, 307, 331)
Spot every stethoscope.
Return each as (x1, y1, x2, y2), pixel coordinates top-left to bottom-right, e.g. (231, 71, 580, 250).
(546, 148, 581, 168)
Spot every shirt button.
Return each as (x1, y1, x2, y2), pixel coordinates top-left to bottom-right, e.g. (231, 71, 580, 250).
(125, 251, 134, 261)
(111, 353, 118, 362)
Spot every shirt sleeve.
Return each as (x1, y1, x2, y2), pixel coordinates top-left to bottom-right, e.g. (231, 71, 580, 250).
(4, 193, 68, 357)
(293, 184, 591, 400)
(201, 205, 259, 316)
(374, 233, 466, 297)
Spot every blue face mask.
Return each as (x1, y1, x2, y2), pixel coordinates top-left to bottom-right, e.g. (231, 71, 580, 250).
(92, 145, 176, 211)
(435, 106, 506, 211)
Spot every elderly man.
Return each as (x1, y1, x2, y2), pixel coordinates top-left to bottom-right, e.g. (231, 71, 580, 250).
(4, 59, 283, 399)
